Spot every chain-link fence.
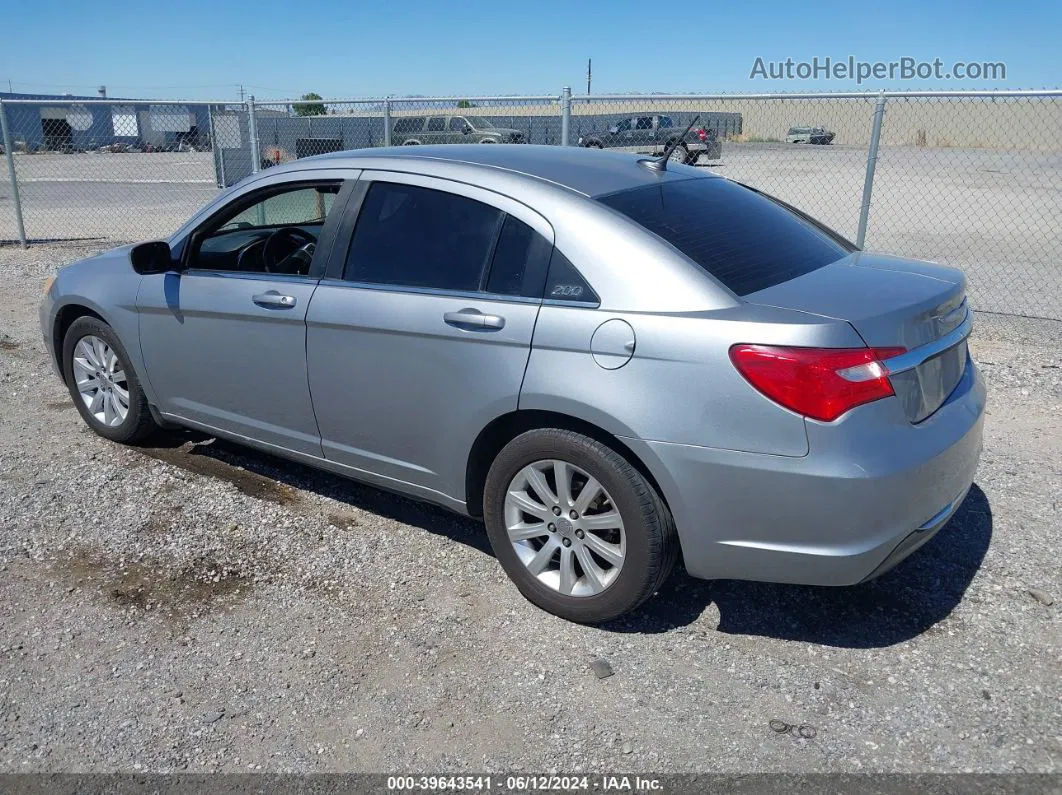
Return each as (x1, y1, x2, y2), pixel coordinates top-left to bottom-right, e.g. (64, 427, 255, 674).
(1, 89, 1060, 321)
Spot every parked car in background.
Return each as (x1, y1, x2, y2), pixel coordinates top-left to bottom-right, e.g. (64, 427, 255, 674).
(787, 126, 836, 144)
(578, 114, 722, 164)
(392, 115, 525, 145)
(40, 145, 983, 624)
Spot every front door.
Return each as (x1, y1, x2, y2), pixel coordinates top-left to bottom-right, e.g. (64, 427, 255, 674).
(305, 172, 554, 503)
(137, 176, 352, 454)
(448, 116, 470, 144)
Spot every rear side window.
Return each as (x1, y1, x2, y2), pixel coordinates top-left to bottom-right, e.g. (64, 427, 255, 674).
(392, 117, 424, 134)
(427, 117, 445, 131)
(344, 182, 502, 292)
(597, 178, 853, 296)
(485, 216, 551, 298)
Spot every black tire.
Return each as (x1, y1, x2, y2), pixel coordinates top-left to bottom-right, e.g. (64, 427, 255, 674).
(666, 141, 689, 164)
(62, 316, 158, 444)
(483, 429, 678, 624)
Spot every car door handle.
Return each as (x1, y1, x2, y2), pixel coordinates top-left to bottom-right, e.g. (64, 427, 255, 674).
(252, 291, 297, 309)
(443, 309, 506, 330)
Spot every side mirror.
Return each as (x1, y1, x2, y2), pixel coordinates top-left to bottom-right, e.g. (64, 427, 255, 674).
(130, 241, 174, 275)
(462, 125, 472, 134)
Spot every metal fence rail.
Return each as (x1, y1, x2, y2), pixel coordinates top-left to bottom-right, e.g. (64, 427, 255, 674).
(1, 88, 1060, 321)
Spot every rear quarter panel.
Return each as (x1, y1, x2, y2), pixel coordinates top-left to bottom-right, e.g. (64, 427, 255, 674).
(521, 303, 865, 456)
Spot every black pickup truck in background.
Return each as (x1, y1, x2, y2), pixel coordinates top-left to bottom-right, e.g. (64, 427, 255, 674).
(577, 114, 723, 164)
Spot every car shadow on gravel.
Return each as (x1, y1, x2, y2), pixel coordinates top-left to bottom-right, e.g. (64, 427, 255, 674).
(605, 485, 993, 648)
(138, 432, 493, 555)
(136, 432, 992, 647)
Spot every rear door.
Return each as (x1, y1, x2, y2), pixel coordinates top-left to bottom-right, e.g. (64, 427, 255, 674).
(425, 115, 447, 145)
(393, 116, 425, 145)
(305, 171, 553, 502)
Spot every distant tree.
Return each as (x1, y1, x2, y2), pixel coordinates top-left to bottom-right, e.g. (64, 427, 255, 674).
(457, 100, 476, 108)
(294, 92, 326, 116)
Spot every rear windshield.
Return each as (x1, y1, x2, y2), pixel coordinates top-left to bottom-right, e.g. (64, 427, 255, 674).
(597, 178, 853, 296)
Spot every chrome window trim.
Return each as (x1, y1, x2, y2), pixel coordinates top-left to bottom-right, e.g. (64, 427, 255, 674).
(317, 277, 543, 306)
(883, 308, 972, 375)
(357, 169, 556, 245)
(315, 281, 601, 309)
(179, 270, 319, 285)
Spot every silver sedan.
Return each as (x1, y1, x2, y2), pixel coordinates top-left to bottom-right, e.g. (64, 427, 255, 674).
(39, 145, 985, 623)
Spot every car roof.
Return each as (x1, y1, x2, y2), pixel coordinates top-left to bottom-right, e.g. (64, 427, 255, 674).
(288, 144, 718, 198)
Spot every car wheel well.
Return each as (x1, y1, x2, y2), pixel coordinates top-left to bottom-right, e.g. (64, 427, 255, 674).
(53, 305, 105, 382)
(465, 410, 670, 520)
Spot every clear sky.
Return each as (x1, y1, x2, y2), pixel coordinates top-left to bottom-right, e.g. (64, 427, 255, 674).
(1, 0, 1058, 100)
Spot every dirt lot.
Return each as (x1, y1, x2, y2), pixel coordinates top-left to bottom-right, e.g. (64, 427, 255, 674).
(0, 244, 1060, 774)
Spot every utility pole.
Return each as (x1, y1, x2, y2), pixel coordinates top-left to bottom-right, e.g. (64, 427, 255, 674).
(238, 84, 245, 102)
(586, 59, 592, 94)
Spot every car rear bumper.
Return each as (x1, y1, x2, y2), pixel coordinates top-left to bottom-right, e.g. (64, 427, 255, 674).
(623, 357, 986, 585)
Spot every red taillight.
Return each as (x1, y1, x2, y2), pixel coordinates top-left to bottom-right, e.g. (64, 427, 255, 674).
(697, 128, 707, 141)
(729, 345, 907, 422)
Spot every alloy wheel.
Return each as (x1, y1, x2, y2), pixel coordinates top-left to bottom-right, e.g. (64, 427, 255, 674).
(72, 335, 129, 427)
(668, 144, 687, 163)
(503, 459, 626, 597)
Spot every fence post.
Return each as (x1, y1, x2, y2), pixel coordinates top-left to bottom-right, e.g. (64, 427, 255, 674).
(0, 100, 28, 248)
(246, 95, 261, 175)
(383, 97, 392, 147)
(206, 103, 226, 189)
(560, 86, 572, 146)
(856, 90, 887, 249)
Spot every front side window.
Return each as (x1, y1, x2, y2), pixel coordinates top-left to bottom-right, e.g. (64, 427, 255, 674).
(449, 117, 468, 132)
(635, 117, 653, 130)
(614, 119, 632, 132)
(221, 188, 335, 230)
(191, 183, 341, 274)
(659, 116, 674, 128)
(598, 178, 853, 296)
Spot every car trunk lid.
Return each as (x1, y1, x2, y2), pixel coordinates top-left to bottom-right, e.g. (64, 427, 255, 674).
(744, 252, 971, 423)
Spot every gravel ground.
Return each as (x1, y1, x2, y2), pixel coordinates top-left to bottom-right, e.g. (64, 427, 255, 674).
(0, 244, 1059, 774)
